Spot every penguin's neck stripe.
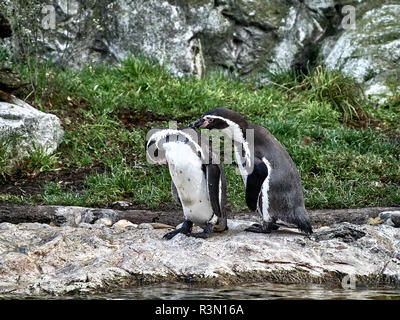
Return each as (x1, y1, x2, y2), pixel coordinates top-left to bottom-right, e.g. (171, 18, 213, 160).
(205, 115, 251, 165)
(147, 129, 204, 160)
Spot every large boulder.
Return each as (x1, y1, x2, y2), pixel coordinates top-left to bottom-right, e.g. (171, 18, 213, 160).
(2, 1, 400, 103)
(320, 4, 400, 104)
(0, 0, 330, 77)
(0, 96, 64, 162)
(0, 218, 399, 296)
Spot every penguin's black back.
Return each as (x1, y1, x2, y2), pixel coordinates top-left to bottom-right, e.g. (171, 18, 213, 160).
(248, 123, 312, 234)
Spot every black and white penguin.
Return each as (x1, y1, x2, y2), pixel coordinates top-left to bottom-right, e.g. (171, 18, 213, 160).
(190, 108, 312, 235)
(146, 128, 228, 239)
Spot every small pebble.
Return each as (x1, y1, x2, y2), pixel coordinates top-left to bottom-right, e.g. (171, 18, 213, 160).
(78, 222, 103, 229)
(379, 211, 393, 222)
(379, 211, 400, 228)
(137, 223, 153, 230)
(111, 201, 133, 210)
(94, 218, 113, 227)
(295, 238, 306, 247)
(391, 212, 400, 228)
(112, 219, 137, 230)
(151, 223, 174, 229)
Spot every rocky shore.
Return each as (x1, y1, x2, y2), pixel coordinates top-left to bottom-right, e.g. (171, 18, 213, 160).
(0, 205, 399, 297)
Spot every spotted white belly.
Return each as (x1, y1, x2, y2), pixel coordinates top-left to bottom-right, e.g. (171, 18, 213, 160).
(164, 142, 214, 225)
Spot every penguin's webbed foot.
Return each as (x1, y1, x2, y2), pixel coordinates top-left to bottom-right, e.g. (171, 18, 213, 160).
(188, 231, 210, 239)
(163, 229, 181, 240)
(188, 222, 212, 239)
(245, 222, 278, 233)
(245, 225, 271, 233)
(163, 219, 193, 240)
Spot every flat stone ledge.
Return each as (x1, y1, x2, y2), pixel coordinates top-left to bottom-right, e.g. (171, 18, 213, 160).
(0, 205, 399, 227)
(0, 218, 399, 296)
(0, 205, 399, 296)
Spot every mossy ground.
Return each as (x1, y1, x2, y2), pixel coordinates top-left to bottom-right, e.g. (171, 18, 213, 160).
(0, 56, 399, 211)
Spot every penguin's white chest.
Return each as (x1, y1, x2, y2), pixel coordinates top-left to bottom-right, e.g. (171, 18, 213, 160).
(164, 143, 214, 225)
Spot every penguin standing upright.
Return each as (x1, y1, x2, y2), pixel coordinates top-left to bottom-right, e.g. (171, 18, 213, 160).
(146, 128, 228, 239)
(190, 108, 312, 235)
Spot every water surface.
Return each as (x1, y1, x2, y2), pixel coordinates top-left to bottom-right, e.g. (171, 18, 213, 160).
(2, 282, 399, 300)
(11, 282, 397, 300)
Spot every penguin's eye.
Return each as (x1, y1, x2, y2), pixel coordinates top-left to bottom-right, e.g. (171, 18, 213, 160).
(207, 118, 214, 122)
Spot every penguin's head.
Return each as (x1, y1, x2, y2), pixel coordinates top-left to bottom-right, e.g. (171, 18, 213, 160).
(145, 128, 204, 164)
(189, 108, 248, 136)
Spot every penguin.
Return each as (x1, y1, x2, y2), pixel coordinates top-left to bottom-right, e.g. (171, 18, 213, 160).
(146, 127, 228, 239)
(190, 107, 313, 235)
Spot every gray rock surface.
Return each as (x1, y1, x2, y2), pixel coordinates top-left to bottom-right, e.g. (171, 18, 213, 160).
(321, 4, 400, 103)
(0, 218, 399, 296)
(2, 1, 400, 101)
(391, 213, 400, 228)
(1, 204, 400, 228)
(380, 211, 400, 228)
(0, 96, 64, 161)
(94, 217, 113, 227)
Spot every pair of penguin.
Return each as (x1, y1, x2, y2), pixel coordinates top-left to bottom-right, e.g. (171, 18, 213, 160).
(146, 108, 313, 240)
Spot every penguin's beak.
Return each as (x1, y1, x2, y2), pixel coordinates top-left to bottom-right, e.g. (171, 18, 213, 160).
(189, 118, 204, 128)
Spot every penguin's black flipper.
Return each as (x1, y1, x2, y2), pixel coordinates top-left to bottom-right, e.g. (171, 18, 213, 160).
(206, 164, 222, 217)
(205, 164, 228, 231)
(246, 158, 268, 211)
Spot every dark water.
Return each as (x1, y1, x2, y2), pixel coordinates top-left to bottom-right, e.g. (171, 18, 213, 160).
(5, 282, 397, 300)
(89, 283, 400, 300)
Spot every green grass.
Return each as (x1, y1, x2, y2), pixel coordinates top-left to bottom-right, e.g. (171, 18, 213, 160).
(1, 57, 399, 210)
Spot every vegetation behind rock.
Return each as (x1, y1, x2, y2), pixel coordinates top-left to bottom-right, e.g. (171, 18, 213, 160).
(0, 56, 398, 210)
(0, 1, 399, 210)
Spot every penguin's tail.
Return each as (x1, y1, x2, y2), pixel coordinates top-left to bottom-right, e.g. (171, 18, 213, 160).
(292, 208, 313, 235)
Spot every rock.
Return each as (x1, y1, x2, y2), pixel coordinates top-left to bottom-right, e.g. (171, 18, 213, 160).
(379, 211, 400, 228)
(112, 219, 137, 230)
(0, 204, 170, 226)
(2, 0, 400, 103)
(379, 211, 394, 222)
(80, 208, 118, 224)
(0, 1, 333, 78)
(2, 204, 400, 229)
(111, 201, 133, 210)
(258, 2, 328, 79)
(0, 220, 399, 296)
(137, 223, 154, 230)
(151, 223, 174, 230)
(0, 96, 64, 162)
(78, 222, 104, 229)
(3, 1, 399, 103)
(311, 223, 366, 242)
(321, 4, 400, 104)
(391, 213, 400, 228)
(0, 69, 27, 94)
(94, 218, 113, 227)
